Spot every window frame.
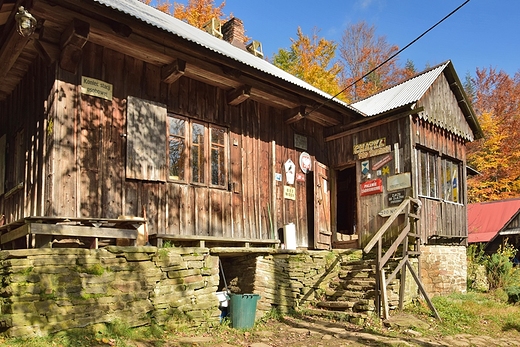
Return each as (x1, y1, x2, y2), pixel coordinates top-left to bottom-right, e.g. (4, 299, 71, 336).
(416, 147, 464, 204)
(167, 113, 228, 189)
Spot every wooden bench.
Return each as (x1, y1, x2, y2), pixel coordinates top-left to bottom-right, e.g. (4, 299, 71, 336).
(150, 233, 280, 249)
(0, 216, 146, 249)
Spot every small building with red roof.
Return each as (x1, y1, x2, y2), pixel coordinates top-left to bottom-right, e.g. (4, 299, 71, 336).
(468, 198, 520, 253)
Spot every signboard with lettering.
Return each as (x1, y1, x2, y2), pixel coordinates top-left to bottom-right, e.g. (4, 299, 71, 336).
(360, 178, 383, 196)
(387, 172, 411, 191)
(284, 186, 296, 200)
(294, 134, 308, 150)
(372, 154, 393, 171)
(81, 76, 113, 100)
(388, 190, 405, 205)
(353, 138, 386, 154)
(378, 207, 405, 217)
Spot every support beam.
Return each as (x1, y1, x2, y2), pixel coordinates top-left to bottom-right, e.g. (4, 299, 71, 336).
(0, 24, 31, 81)
(59, 18, 90, 73)
(227, 85, 251, 106)
(34, 39, 59, 65)
(284, 105, 306, 124)
(161, 59, 186, 84)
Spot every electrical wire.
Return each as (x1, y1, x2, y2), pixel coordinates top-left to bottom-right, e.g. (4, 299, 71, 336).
(305, 0, 471, 117)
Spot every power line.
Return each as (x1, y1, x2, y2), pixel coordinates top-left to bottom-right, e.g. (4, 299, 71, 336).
(305, 0, 471, 117)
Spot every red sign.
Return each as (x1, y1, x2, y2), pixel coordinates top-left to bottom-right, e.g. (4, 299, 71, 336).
(360, 178, 383, 196)
(372, 154, 393, 171)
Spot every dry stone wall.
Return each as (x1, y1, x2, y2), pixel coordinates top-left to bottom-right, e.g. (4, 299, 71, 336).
(0, 246, 220, 337)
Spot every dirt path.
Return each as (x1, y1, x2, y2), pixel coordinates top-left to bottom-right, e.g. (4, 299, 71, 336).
(169, 314, 520, 347)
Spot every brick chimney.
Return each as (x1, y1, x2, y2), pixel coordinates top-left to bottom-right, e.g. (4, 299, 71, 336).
(222, 17, 246, 50)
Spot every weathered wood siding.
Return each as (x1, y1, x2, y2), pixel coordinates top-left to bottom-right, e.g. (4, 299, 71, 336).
(327, 116, 412, 247)
(413, 73, 469, 243)
(1, 42, 327, 246)
(0, 57, 55, 222)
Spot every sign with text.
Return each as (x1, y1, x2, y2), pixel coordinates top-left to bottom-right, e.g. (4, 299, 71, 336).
(360, 178, 383, 196)
(353, 138, 386, 154)
(387, 172, 411, 191)
(81, 76, 113, 100)
(294, 134, 308, 150)
(284, 186, 296, 200)
(378, 207, 405, 218)
(388, 190, 405, 205)
(372, 154, 393, 171)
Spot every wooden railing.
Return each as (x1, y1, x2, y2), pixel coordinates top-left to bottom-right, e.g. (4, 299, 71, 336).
(363, 197, 440, 320)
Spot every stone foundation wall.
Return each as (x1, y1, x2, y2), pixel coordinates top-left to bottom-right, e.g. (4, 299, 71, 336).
(0, 247, 220, 337)
(419, 245, 467, 296)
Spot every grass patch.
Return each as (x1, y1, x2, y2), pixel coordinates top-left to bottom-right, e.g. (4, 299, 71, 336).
(406, 291, 520, 337)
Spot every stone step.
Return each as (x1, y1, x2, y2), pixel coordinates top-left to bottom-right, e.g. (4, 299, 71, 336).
(304, 307, 369, 325)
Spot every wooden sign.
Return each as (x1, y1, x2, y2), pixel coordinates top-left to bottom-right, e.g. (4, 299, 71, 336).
(387, 172, 411, 191)
(388, 190, 405, 205)
(284, 186, 296, 200)
(360, 178, 383, 196)
(353, 138, 386, 154)
(296, 172, 305, 182)
(378, 207, 405, 217)
(372, 154, 393, 171)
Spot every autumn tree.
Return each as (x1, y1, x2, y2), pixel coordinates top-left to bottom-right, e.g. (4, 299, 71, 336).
(467, 68, 520, 202)
(141, 0, 226, 28)
(173, 0, 226, 29)
(338, 21, 404, 101)
(272, 27, 344, 100)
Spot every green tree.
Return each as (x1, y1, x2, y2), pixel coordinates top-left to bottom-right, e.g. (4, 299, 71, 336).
(272, 27, 344, 100)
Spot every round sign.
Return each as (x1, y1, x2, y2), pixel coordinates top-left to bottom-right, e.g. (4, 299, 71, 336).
(299, 152, 312, 174)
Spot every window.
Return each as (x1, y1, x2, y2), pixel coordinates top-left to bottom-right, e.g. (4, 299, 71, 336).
(441, 158, 461, 203)
(417, 148, 463, 203)
(418, 149, 438, 198)
(168, 114, 227, 188)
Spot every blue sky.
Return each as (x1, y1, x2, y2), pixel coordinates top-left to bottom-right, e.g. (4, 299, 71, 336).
(215, 0, 519, 78)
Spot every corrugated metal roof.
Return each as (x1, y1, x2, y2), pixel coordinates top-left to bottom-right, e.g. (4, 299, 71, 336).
(467, 198, 520, 243)
(92, 0, 350, 110)
(351, 61, 450, 117)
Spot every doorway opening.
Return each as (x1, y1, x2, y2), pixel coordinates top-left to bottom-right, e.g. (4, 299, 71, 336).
(335, 166, 358, 248)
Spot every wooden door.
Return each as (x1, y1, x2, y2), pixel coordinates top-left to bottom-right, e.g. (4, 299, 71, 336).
(314, 161, 332, 249)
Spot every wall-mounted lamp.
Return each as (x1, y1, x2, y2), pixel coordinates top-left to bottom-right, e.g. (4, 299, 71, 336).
(15, 6, 37, 37)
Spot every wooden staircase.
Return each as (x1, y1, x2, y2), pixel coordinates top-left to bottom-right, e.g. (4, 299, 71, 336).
(307, 197, 440, 323)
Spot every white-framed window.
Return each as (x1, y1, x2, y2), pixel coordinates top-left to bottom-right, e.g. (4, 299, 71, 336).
(168, 114, 228, 188)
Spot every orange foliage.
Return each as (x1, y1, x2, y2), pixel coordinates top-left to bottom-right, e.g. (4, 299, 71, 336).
(173, 0, 226, 28)
(467, 68, 520, 202)
(339, 21, 408, 101)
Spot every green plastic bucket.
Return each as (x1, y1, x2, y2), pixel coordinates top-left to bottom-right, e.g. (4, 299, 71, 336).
(229, 293, 260, 329)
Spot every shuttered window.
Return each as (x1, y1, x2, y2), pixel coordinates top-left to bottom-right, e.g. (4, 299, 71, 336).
(126, 96, 167, 181)
(168, 114, 228, 188)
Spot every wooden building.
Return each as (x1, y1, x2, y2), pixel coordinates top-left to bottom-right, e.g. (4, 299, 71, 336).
(0, 0, 482, 252)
